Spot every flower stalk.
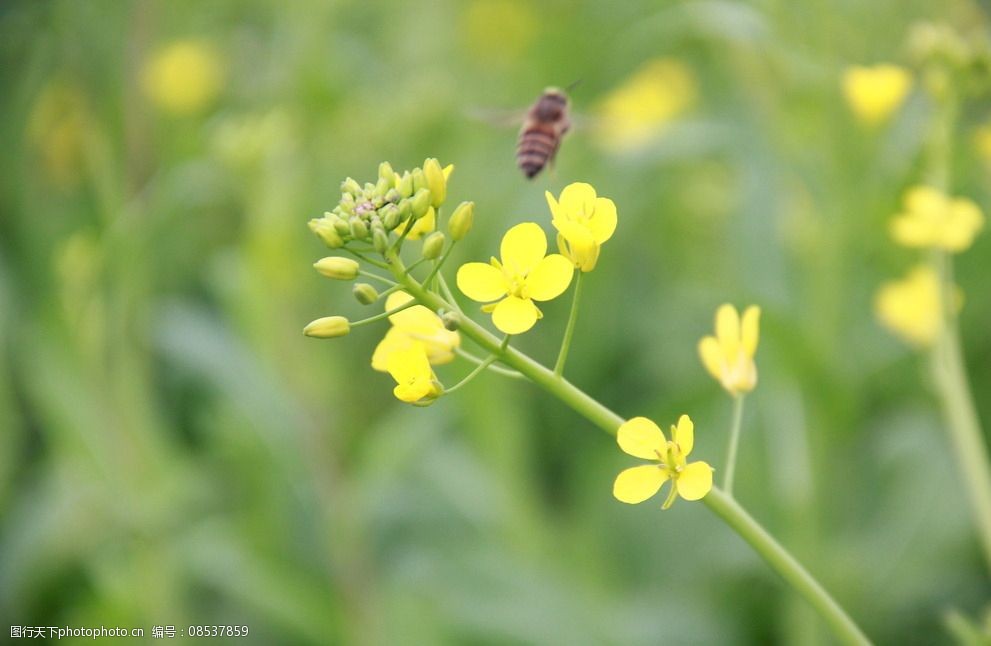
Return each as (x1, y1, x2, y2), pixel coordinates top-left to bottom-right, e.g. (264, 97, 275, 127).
(553, 271, 583, 376)
(723, 394, 745, 495)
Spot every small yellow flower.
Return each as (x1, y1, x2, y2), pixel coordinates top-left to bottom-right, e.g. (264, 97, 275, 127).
(841, 64, 912, 125)
(698, 304, 760, 396)
(613, 415, 713, 509)
(545, 183, 618, 272)
(875, 265, 960, 347)
(890, 186, 984, 252)
(456, 223, 574, 334)
(386, 345, 441, 404)
(406, 164, 453, 240)
(596, 58, 696, 152)
(142, 40, 223, 115)
(372, 291, 460, 371)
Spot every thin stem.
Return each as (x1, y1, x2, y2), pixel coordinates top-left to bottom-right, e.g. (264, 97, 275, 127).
(350, 299, 417, 328)
(358, 270, 398, 287)
(344, 248, 390, 270)
(437, 272, 462, 313)
(422, 240, 456, 288)
(722, 394, 746, 496)
(386, 250, 871, 644)
(456, 348, 525, 379)
(553, 271, 583, 377)
(445, 354, 499, 394)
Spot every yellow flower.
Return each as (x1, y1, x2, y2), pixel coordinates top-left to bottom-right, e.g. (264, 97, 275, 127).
(698, 304, 760, 396)
(613, 415, 713, 509)
(890, 186, 984, 252)
(142, 40, 223, 115)
(595, 58, 696, 152)
(456, 223, 574, 334)
(406, 165, 453, 240)
(372, 291, 460, 371)
(386, 345, 441, 404)
(841, 64, 912, 125)
(875, 265, 960, 347)
(545, 183, 618, 272)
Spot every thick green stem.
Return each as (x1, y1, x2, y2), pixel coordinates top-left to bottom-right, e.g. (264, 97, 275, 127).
(553, 271, 583, 376)
(722, 394, 745, 495)
(385, 250, 870, 643)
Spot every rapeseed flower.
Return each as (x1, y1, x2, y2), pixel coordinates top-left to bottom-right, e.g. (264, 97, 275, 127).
(456, 223, 573, 334)
(890, 186, 984, 252)
(142, 40, 223, 115)
(613, 415, 713, 509)
(875, 265, 959, 347)
(386, 345, 441, 404)
(842, 64, 912, 125)
(698, 304, 760, 396)
(372, 291, 460, 371)
(545, 183, 617, 272)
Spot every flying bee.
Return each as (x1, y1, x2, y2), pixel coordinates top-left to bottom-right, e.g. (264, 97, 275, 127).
(516, 87, 572, 179)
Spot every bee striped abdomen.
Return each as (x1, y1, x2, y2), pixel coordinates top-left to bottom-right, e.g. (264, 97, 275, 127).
(517, 127, 559, 179)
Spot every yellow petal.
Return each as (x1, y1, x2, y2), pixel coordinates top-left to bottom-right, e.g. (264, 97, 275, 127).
(500, 222, 547, 275)
(407, 207, 436, 240)
(526, 254, 574, 301)
(371, 328, 413, 372)
(617, 416, 666, 459)
(394, 380, 431, 403)
(698, 336, 723, 382)
(457, 262, 507, 302)
(386, 345, 429, 384)
(544, 190, 562, 220)
(673, 414, 694, 456)
(443, 164, 454, 180)
(715, 304, 740, 357)
(559, 182, 597, 217)
(741, 306, 761, 358)
(491, 295, 539, 334)
(676, 461, 713, 501)
(589, 197, 618, 243)
(613, 465, 668, 504)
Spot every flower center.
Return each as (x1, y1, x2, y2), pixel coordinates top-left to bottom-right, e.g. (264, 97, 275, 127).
(506, 273, 530, 299)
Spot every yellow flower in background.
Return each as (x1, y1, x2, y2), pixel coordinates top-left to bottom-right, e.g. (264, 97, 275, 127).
(372, 291, 460, 371)
(613, 415, 713, 509)
(596, 58, 696, 152)
(26, 82, 90, 188)
(406, 165, 453, 240)
(875, 265, 960, 347)
(890, 186, 984, 252)
(142, 40, 223, 115)
(842, 64, 912, 125)
(386, 345, 441, 404)
(545, 183, 617, 272)
(698, 304, 760, 396)
(456, 222, 574, 334)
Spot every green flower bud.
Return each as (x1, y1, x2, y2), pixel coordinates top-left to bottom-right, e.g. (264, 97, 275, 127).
(372, 226, 390, 254)
(341, 177, 361, 195)
(441, 311, 460, 331)
(308, 218, 344, 248)
(378, 161, 396, 186)
(412, 168, 428, 193)
(423, 158, 446, 208)
(349, 216, 369, 240)
(447, 200, 474, 241)
(373, 176, 390, 199)
(304, 316, 350, 338)
(410, 188, 432, 219)
(422, 231, 446, 260)
(397, 172, 414, 198)
(384, 188, 401, 203)
(381, 204, 401, 230)
(397, 199, 413, 222)
(352, 282, 379, 305)
(314, 256, 360, 280)
(338, 199, 355, 216)
(330, 214, 350, 236)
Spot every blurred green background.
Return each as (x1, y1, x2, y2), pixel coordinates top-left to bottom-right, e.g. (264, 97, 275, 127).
(1, 0, 990, 643)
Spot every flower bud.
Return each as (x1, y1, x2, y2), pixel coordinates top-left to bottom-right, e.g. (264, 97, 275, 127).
(410, 188, 432, 219)
(373, 176, 390, 199)
(330, 214, 350, 236)
(384, 188, 401, 203)
(422, 232, 446, 260)
(341, 177, 361, 195)
(447, 201, 474, 241)
(397, 172, 414, 198)
(378, 161, 396, 185)
(380, 204, 401, 230)
(353, 282, 379, 305)
(397, 199, 413, 222)
(372, 226, 390, 254)
(303, 316, 350, 338)
(349, 216, 369, 240)
(314, 256, 360, 280)
(441, 311, 460, 331)
(412, 167, 428, 193)
(423, 158, 446, 207)
(308, 218, 344, 248)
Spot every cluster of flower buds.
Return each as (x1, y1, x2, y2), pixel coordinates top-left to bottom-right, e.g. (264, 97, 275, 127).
(307, 158, 451, 254)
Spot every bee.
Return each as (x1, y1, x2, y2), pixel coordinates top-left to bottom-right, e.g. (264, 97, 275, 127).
(516, 87, 572, 179)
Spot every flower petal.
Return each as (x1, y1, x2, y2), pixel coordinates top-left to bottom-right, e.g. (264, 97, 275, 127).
(741, 306, 761, 358)
(457, 262, 507, 303)
(559, 182, 597, 216)
(617, 416, 666, 459)
(698, 336, 723, 382)
(676, 461, 713, 501)
(500, 222, 547, 275)
(407, 207, 436, 240)
(491, 296, 539, 334)
(589, 197, 618, 243)
(715, 304, 740, 357)
(673, 414, 694, 456)
(527, 254, 574, 301)
(371, 328, 412, 372)
(544, 191, 562, 220)
(613, 465, 668, 504)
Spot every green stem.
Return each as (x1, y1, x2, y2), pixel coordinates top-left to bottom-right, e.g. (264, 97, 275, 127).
(422, 240, 456, 288)
(445, 354, 498, 394)
(455, 348, 525, 379)
(358, 270, 398, 287)
(722, 394, 746, 495)
(350, 299, 417, 328)
(553, 271, 583, 376)
(385, 249, 871, 643)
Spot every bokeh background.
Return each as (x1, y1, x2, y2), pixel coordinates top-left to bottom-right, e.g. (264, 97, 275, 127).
(2, 0, 990, 643)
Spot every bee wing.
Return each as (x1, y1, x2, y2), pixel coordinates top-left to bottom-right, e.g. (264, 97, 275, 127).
(465, 106, 529, 130)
